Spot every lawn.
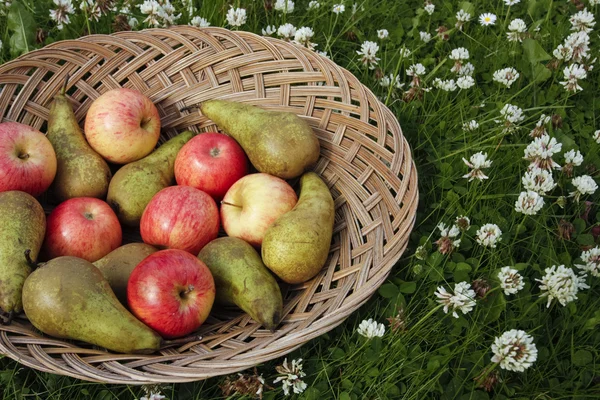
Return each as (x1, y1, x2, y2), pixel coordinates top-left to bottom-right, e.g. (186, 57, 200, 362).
(1, 0, 600, 399)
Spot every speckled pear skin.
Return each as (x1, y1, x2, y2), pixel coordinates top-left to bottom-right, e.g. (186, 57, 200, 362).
(200, 100, 320, 179)
(107, 131, 194, 227)
(0, 191, 46, 314)
(262, 172, 334, 284)
(198, 237, 283, 331)
(93, 243, 158, 305)
(22, 256, 162, 354)
(46, 86, 112, 201)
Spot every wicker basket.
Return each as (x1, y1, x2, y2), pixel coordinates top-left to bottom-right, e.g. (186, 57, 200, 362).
(0, 27, 418, 384)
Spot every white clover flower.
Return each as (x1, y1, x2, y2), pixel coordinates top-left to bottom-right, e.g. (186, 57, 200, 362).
(530, 114, 550, 137)
(450, 47, 470, 61)
(80, 0, 101, 22)
(457, 62, 475, 77)
(357, 318, 385, 338)
(435, 282, 476, 318)
(379, 74, 404, 90)
(274, 358, 307, 396)
(562, 31, 590, 62)
(500, 103, 524, 124)
(435, 222, 461, 254)
(156, 0, 181, 27)
(462, 120, 479, 131)
(140, 392, 166, 400)
(357, 41, 380, 69)
(524, 134, 563, 170)
(293, 27, 316, 50)
(457, 76, 475, 89)
(455, 9, 471, 30)
(498, 267, 525, 295)
(590, 0, 600, 5)
(190, 16, 211, 28)
(515, 191, 544, 215)
(553, 44, 574, 61)
(507, 18, 527, 42)
(262, 25, 277, 35)
(316, 50, 329, 59)
(463, 152, 492, 181)
(226, 7, 246, 27)
(138, 0, 161, 27)
(399, 47, 411, 58)
(576, 247, 600, 277)
(274, 0, 294, 13)
(128, 16, 139, 28)
(479, 13, 497, 26)
(504, 0, 520, 5)
(537, 265, 589, 307)
(491, 330, 537, 372)
(522, 167, 556, 194)
(564, 149, 583, 167)
(476, 223, 502, 248)
(433, 78, 457, 92)
(377, 29, 389, 39)
(493, 67, 520, 88)
(570, 8, 595, 33)
(424, 3, 435, 15)
(332, 3, 345, 14)
(406, 63, 426, 77)
(50, 0, 75, 30)
(308, 1, 320, 10)
(561, 63, 587, 93)
(277, 23, 297, 40)
(351, 2, 364, 15)
(455, 215, 471, 231)
(570, 175, 598, 202)
(594, 130, 600, 144)
(419, 31, 432, 43)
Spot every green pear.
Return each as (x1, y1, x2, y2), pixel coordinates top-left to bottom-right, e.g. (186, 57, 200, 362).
(46, 77, 112, 201)
(22, 256, 162, 354)
(93, 243, 158, 305)
(262, 172, 334, 284)
(0, 191, 46, 319)
(200, 100, 320, 179)
(107, 131, 194, 227)
(198, 237, 283, 331)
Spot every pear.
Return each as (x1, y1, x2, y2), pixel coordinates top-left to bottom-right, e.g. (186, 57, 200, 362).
(22, 256, 162, 354)
(200, 100, 320, 179)
(46, 76, 112, 201)
(262, 172, 334, 284)
(107, 131, 194, 227)
(93, 243, 158, 305)
(0, 191, 46, 320)
(198, 237, 283, 330)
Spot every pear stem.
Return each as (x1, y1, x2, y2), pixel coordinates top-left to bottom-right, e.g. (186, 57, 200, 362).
(160, 335, 203, 349)
(221, 201, 242, 209)
(179, 104, 200, 112)
(24, 249, 37, 270)
(60, 73, 70, 96)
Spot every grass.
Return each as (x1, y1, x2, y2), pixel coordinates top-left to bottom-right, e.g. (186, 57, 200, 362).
(2, 0, 600, 398)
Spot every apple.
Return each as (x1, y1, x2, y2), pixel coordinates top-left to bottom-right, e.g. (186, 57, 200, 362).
(84, 88, 161, 164)
(43, 197, 122, 262)
(140, 186, 219, 254)
(174, 132, 248, 201)
(0, 122, 57, 196)
(221, 173, 297, 247)
(127, 249, 216, 339)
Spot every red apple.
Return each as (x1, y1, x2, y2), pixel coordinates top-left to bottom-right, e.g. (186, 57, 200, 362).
(43, 197, 122, 262)
(140, 186, 219, 254)
(221, 173, 297, 247)
(0, 122, 57, 196)
(174, 132, 248, 201)
(84, 88, 161, 164)
(127, 249, 216, 339)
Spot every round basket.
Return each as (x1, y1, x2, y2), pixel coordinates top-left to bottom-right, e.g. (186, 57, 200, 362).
(0, 27, 418, 384)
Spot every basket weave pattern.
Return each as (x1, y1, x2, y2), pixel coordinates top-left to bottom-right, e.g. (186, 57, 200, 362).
(0, 27, 418, 384)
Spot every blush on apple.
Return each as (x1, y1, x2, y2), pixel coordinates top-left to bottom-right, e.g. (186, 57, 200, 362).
(0, 121, 57, 196)
(140, 186, 219, 255)
(42, 197, 122, 262)
(127, 249, 216, 339)
(84, 88, 161, 164)
(174, 132, 248, 201)
(220, 173, 297, 247)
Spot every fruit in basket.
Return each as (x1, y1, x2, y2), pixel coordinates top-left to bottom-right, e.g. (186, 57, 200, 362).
(0, 122, 57, 197)
(107, 130, 194, 227)
(220, 173, 297, 247)
(140, 186, 219, 254)
(93, 243, 158, 305)
(46, 77, 112, 201)
(84, 88, 161, 164)
(262, 172, 334, 284)
(0, 191, 46, 319)
(174, 132, 248, 201)
(22, 256, 162, 354)
(198, 237, 283, 331)
(200, 100, 320, 179)
(42, 197, 122, 263)
(127, 249, 216, 339)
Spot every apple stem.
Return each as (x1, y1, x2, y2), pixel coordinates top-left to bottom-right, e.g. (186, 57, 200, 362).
(221, 201, 242, 209)
(60, 73, 70, 96)
(0, 310, 14, 326)
(160, 335, 203, 349)
(182, 284, 195, 295)
(24, 249, 38, 270)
